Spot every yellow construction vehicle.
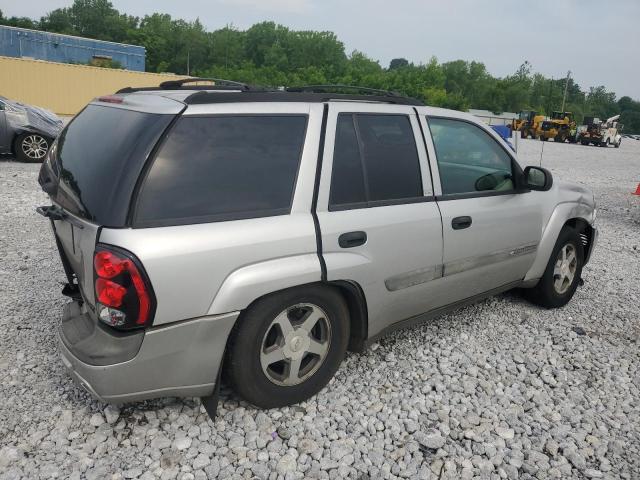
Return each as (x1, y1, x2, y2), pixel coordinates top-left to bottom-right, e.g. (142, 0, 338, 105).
(510, 110, 545, 139)
(511, 111, 533, 132)
(538, 111, 577, 143)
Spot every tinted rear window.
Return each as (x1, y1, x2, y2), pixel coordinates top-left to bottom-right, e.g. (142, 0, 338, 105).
(329, 113, 423, 209)
(52, 105, 174, 226)
(135, 115, 308, 226)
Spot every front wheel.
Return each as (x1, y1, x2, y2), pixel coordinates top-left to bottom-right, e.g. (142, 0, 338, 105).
(525, 227, 584, 308)
(615, 140, 621, 148)
(14, 133, 50, 163)
(226, 285, 349, 408)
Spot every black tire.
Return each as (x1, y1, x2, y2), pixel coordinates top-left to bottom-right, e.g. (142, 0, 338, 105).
(14, 133, 50, 163)
(226, 285, 350, 408)
(525, 227, 584, 309)
(615, 140, 621, 148)
(540, 136, 547, 141)
(581, 140, 589, 146)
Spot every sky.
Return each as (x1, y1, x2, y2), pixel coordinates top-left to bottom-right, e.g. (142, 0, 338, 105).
(2, 0, 639, 99)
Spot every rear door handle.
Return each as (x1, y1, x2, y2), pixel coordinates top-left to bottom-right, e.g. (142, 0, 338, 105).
(339, 231, 367, 248)
(451, 216, 472, 230)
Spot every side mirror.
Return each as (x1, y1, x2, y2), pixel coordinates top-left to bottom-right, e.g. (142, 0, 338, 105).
(524, 166, 553, 191)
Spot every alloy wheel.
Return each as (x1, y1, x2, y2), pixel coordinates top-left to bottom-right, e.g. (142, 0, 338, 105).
(260, 303, 332, 386)
(21, 135, 49, 160)
(553, 243, 578, 294)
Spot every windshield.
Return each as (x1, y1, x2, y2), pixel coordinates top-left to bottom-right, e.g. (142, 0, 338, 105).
(42, 104, 175, 226)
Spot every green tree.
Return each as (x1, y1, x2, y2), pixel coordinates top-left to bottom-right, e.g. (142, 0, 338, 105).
(389, 58, 409, 70)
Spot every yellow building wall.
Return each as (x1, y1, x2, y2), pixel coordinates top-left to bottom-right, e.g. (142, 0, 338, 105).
(0, 56, 188, 116)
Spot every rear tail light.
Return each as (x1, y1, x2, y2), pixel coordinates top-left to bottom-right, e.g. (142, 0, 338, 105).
(93, 245, 155, 330)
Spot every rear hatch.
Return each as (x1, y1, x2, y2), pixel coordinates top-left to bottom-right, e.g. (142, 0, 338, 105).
(38, 96, 183, 307)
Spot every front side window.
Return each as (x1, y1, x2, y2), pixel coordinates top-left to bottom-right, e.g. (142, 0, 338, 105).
(329, 113, 423, 208)
(135, 115, 307, 226)
(428, 117, 515, 196)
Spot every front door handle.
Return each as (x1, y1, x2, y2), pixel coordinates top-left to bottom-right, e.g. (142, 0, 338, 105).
(451, 216, 472, 230)
(339, 231, 367, 248)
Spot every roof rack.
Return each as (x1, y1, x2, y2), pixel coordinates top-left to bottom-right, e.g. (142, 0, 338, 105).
(114, 79, 423, 106)
(116, 77, 270, 94)
(286, 84, 402, 97)
(158, 77, 250, 90)
(184, 90, 424, 106)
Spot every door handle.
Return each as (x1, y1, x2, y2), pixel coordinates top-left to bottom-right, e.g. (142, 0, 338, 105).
(338, 231, 367, 248)
(451, 216, 472, 230)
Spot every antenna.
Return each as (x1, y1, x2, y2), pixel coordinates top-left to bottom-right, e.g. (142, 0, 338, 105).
(561, 70, 571, 113)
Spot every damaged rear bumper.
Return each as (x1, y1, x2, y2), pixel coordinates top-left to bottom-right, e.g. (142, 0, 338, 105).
(58, 301, 238, 407)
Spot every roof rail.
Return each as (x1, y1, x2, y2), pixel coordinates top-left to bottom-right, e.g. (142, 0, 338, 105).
(184, 91, 424, 106)
(286, 84, 402, 97)
(158, 77, 250, 90)
(115, 77, 269, 94)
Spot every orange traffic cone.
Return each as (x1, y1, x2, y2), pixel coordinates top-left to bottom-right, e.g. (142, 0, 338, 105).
(634, 183, 640, 196)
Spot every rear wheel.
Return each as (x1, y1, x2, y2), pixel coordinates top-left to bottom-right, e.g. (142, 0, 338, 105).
(615, 139, 621, 148)
(226, 285, 349, 408)
(525, 227, 584, 308)
(14, 133, 50, 163)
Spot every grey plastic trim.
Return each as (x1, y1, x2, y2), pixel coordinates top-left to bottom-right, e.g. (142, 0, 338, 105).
(385, 265, 443, 292)
(444, 243, 538, 277)
(383, 242, 537, 292)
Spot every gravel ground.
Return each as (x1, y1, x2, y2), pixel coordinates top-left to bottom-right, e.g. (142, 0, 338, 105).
(1, 138, 639, 480)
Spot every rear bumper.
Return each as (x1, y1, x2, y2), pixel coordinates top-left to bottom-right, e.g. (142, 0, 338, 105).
(58, 302, 239, 404)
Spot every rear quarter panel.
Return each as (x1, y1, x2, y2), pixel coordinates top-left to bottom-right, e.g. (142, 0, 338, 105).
(99, 215, 320, 325)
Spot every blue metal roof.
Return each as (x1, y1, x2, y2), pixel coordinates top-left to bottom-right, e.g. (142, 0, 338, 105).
(0, 25, 145, 71)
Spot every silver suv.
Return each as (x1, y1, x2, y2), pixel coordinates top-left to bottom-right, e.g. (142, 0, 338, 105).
(38, 80, 597, 416)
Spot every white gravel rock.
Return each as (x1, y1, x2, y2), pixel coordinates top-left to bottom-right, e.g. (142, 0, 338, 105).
(104, 405, 120, 425)
(89, 413, 105, 427)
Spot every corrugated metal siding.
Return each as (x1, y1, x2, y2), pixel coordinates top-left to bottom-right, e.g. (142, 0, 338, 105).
(0, 56, 187, 115)
(0, 25, 145, 71)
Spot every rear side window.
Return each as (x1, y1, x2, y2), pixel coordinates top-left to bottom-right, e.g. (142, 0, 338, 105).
(329, 114, 423, 209)
(51, 105, 174, 226)
(135, 115, 307, 226)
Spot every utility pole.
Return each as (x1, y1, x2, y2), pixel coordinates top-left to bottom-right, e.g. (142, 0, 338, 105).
(561, 70, 571, 113)
(187, 50, 190, 76)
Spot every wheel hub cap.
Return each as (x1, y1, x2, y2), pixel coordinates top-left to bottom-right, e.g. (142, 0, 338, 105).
(260, 303, 332, 386)
(553, 243, 577, 294)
